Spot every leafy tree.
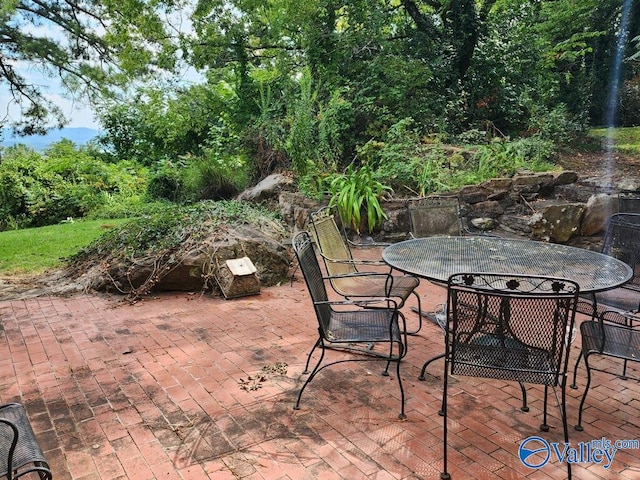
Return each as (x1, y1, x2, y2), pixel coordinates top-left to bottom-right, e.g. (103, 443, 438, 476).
(97, 82, 236, 163)
(533, 0, 640, 126)
(1, 0, 180, 136)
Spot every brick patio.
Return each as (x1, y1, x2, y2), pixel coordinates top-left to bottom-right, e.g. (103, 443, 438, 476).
(1, 250, 639, 479)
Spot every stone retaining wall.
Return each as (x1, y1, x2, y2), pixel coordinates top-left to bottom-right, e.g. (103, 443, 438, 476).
(278, 170, 639, 246)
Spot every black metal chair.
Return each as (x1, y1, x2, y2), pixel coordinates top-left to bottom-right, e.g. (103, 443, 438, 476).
(576, 212, 640, 318)
(407, 196, 465, 238)
(574, 309, 640, 432)
(291, 231, 408, 420)
(571, 213, 640, 386)
(308, 207, 423, 334)
(439, 273, 579, 480)
(618, 190, 640, 213)
(406, 195, 496, 239)
(0, 403, 52, 480)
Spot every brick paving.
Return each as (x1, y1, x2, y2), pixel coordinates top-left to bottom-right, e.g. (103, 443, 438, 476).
(1, 253, 639, 479)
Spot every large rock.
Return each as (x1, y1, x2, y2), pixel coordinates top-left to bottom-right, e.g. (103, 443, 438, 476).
(279, 192, 323, 230)
(581, 194, 616, 236)
(160, 224, 290, 292)
(528, 202, 584, 243)
(237, 173, 295, 202)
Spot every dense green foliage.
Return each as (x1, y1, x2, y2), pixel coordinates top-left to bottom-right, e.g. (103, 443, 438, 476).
(0, 140, 147, 230)
(4, 0, 640, 235)
(91, 1, 639, 204)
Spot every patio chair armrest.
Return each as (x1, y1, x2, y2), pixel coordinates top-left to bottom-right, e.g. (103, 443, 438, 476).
(600, 308, 640, 328)
(317, 251, 386, 268)
(324, 272, 392, 281)
(314, 298, 399, 310)
(349, 258, 388, 266)
(352, 298, 399, 310)
(347, 238, 390, 248)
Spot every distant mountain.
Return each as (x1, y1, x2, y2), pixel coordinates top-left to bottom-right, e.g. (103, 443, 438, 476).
(2, 127, 101, 151)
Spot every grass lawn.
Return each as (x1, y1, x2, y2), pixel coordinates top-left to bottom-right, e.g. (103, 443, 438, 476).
(0, 218, 129, 276)
(589, 126, 640, 155)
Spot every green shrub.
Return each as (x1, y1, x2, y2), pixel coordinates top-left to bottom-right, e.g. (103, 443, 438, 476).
(146, 158, 184, 201)
(87, 196, 171, 220)
(527, 103, 587, 145)
(0, 141, 147, 230)
(181, 154, 247, 201)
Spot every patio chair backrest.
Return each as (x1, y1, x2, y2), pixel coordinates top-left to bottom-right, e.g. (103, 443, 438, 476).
(292, 231, 332, 331)
(440, 272, 579, 480)
(602, 213, 640, 294)
(308, 207, 358, 277)
(618, 191, 640, 213)
(407, 196, 463, 238)
(446, 273, 580, 386)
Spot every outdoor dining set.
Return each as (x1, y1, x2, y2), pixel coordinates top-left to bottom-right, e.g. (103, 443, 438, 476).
(1, 196, 638, 480)
(290, 198, 640, 480)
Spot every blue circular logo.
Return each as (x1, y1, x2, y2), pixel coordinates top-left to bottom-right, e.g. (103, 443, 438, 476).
(519, 436, 551, 469)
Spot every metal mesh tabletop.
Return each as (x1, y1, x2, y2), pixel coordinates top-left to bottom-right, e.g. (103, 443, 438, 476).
(382, 236, 633, 293)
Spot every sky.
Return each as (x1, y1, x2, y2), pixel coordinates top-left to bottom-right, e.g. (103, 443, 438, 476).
(0, 64, 101, 131)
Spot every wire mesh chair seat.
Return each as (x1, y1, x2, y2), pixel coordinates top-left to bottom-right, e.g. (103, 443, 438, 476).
(439, 273, 579, 480)
(452, 338, 558, 383)
(573, 309, 640, 432)
(309, 207, 423, 334)
(292, 231, 408, 420)
(0, 403, 52, 480)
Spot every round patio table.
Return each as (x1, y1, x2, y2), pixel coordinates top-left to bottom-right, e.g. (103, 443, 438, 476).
(382, 236, 632, 293)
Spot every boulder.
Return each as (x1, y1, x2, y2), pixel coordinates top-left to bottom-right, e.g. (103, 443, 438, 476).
(581, 194, 616, 236)
(279, 192, 323, 230)
(554, 170, 579, 185)
(237, 173, 295, 202)
(528, 202, 584, 243)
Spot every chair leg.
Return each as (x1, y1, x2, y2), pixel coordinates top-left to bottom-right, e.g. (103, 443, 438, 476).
(561, 382, 572, 480)
(570, 350, 584, 389)
(418, 352, 446, 380)
(518, 381, 529, 412)
(396, 351, 407, 420)
(405, 291, 423, 335)
(294, 344, 326, 410)
(380, 343, 406, 420)
(441, 359, 451, 480)
(303, 339, 321, 374)
(621, 358, 629, 380)
(574, 354, 593, 432)
(540, 385, 550, 432)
